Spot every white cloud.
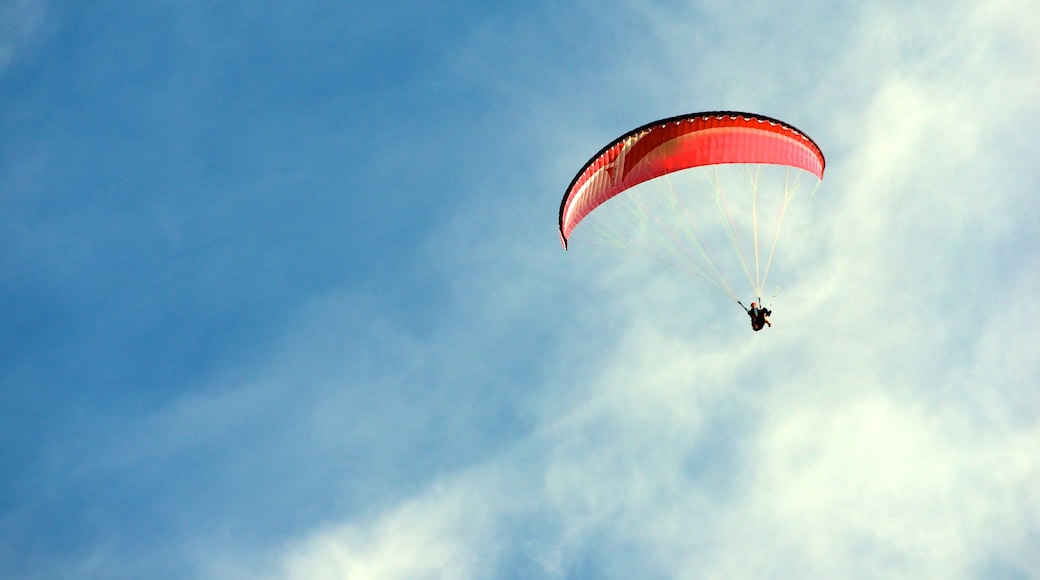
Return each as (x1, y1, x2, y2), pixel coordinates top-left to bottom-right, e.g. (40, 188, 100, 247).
(278, 479, 504, 580)
(713, 390, 1040, 578)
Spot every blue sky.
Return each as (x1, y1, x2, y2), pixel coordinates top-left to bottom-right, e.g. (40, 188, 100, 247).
(2, 0, 1039, 578)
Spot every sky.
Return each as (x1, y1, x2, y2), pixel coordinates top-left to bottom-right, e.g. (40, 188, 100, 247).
(2, 0, 1039, 578)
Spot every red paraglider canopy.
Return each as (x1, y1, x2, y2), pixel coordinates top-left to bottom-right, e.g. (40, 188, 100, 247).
(559, 112, 826, 248)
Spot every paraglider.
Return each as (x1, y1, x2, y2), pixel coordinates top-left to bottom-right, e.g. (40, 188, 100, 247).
(558, 111, 825, 329)
(744, 301, 772, 331)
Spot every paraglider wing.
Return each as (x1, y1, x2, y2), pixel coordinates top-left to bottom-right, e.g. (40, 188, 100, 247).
(558, 112, 826, 248)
